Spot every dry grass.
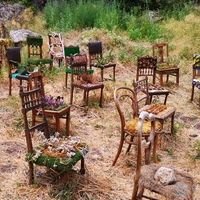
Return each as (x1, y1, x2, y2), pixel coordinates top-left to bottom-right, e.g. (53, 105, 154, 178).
(0, 9, 200, 200)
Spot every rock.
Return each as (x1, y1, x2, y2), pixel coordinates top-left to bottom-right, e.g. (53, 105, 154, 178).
(9, 29, 41, 43)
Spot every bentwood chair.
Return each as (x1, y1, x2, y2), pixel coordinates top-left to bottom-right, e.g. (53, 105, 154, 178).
(19, 82, 88, 184)
(88, 41, 116, 82)
(69, 53, 104, 107)
(26, 36, 53, 70)
(132, 111, 194, 200)
(112, 85, 161, 166)
(48, 32, 64, 67)
(6, 47, 28, 95)
(153, 43, 180, 86)
(191, 54, 200, 106)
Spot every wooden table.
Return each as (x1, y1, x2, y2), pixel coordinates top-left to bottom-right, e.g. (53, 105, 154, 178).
(156, 67, 179, 86)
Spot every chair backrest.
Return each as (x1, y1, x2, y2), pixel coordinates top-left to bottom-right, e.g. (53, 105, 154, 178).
(133, 76, 150, 110)
(6, 47, 21, 63)
(88, 41, 103, 65)
(64, 46, 80, 57)
(136, 56, 157, 84)
(19, 82, 49, 153)
(192, 54, 200, 79)
(114, 86, 139, 129)
(69, 53, 88, 81)
(152, 43, 169, 63)
(27, 72, 45, 96)
(48, 33, 64, 56)
(27, 36, 43, 59)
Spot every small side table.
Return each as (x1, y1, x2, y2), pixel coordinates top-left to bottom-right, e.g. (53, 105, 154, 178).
(156, 67, 179, 86)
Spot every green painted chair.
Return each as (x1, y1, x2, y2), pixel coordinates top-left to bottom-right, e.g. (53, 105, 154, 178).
(26, 36, 53, 71)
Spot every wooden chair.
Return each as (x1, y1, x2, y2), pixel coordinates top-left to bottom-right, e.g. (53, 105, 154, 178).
(21, 72, 71, 134)
(19, 83, 88, 184)
(6, 47, 28, 95)
(134, 77, 176, 137)
(69, 53, 104, 107)
(48, 32, 64, 67)
(136, 55, 157, 84)
(191, 54, 200, 106)
(153, 43, 180, 86)
(132, 111, 194, 200)
(112, 85, 161, 166)
(88, 41, 116, 82)
(26, 36, 53, 70)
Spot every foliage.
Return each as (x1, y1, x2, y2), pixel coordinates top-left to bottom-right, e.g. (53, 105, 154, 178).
(191, 140, 200, 160)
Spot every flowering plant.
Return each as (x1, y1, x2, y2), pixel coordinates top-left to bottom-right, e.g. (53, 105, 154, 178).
(42, 95, 67, 110)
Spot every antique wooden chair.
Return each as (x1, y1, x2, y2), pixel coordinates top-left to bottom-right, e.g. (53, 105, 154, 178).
(112, 85, 161, 166)
(26, 71, 71, 134)
(19, 83, 88, 184)
(153, 43, 180, 86)
(132, 111, 194, 200)
(6, 47, 28, 95)
(191, 54, 200, 106)
(26, 36, 53, 70)
(69, 53, 104, 107)
(88, 41, 116, 82)
(136, 55, 157, 84)
(136, 56, 170, 104)
(48, 32, 64, 67)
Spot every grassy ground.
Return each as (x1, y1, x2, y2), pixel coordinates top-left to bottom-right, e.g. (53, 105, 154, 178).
(0, 9, 200, 200)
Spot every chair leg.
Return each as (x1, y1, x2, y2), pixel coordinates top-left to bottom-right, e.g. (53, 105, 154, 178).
(9, 77, 12, 95)
(191, 84, 195, 101)
(28, 162, 34, 184)
(80, 157, 85, 174)
(101, 68, 104, 81)
(113, 66, 116, 82)
(126, 136, 134, 153)
(70, 86, 74, 105)
(99, 87, 104, 107)
(65, 73, 68, 88)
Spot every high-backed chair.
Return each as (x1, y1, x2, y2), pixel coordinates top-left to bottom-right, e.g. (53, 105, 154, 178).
(69, 53, 104, 107)
(19, 83, 88, 184)
(6, 47, 28, 95)
(48, 33, 64, 67)
(26, 71, 71, 134)
(153, 43, 180, 86)
(26, 36, 53, 70)
(88, 41, 116, 82)
(132, 111, 194, 200)
(136, 55, 157, 84)
(112, 84, 161, 166)
(191, 54, 200, 106)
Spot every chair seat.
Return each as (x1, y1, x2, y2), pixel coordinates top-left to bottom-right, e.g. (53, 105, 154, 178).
(27, 58, 53, 65)
(26, 137, 89, 172)
(65, 68, 94, 74)
(139, 163, 194, 200)
(125, 118, 161, 136)
(92, 62, 116, 69)
(73, 81, 104, 89)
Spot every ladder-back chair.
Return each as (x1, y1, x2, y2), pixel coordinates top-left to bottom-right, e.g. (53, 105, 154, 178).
(48, 32, 64, 67)
(19, 83, 88, 184)
(27, 72, 71, 134)
(26, 36, 53, 70)
(191, 54, 200, 106)
(132, 111, 194, 200)
(88, 41, 116, 82)
(70, 53, 104, 107)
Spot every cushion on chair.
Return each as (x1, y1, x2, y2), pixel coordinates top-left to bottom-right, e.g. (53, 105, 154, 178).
(25, 135, 89, 172)
(193, 54, 200, 67)
(125, 118, 161, 134)
(27, 58, 53, 65)
(27, 36, 43, 45)
(65, 68, 94, 74)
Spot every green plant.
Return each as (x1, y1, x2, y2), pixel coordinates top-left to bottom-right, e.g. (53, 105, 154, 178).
(191, 140, 200, 160)
(173, 122, 184, 134)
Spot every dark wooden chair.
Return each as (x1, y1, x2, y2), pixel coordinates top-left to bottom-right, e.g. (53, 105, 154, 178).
(6, 47, 28, 95)
(132, 111, 194, 200)
(69, 53, 104, 107)
(27, 71, 71, 134)
(153, 43, 180, 86)
(26, 36, 53, 70)
(112, 84, 161, 166)
(88, 41, 116, 82)
(191, 54, 200, 106)
(19, 82, 88, 184)
(136, 55, 157, 84)
(48, 32, 64, 67)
